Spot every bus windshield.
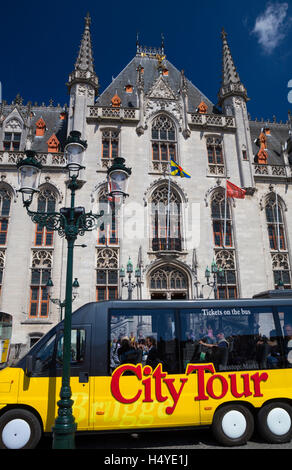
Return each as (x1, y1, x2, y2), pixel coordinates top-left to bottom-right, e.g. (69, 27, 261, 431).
(0, 312, 12, 368)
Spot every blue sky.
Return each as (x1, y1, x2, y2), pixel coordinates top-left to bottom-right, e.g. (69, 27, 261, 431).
(1, 0, 292, 123)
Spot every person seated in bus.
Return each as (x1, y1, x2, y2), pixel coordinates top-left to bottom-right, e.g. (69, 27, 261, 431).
(117, 336, 140, 365)
(283, 323, 292, 366)
(110, 338, 120, 371)
(186, 329, 195, 342)
(266, 330, 281, 368)
(145, 336, 160, 369)
(213, 331, 229, 370)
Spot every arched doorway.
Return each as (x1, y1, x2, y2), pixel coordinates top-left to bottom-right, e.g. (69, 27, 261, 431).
(149, 265, 189, 300)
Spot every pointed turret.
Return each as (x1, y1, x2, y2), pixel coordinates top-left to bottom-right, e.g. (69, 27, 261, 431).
(67, 12, 99, 94)
(218, 28, 248, 107)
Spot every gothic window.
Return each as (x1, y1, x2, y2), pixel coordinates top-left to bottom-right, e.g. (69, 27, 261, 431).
(206, 136, 225, 175)
(149, 266, 188, 299)
(34, 189, 57, 246)
(211, 190, 232, 247)
(96, 248, 119, 301)
(265, 194, 291, 289)
(0, 189, 12, 246)
(272, 253, 291, 289)
(150, 185, 182, 251)
(29, 251, 52, 318)
(0, 250, 5, 296)
(265, 196, 286, 251)
(151, 115, 176, 162)
(101, 130, 119, 160)
(210, 189, 238, 299)
(215, 250, 238, 299)
(97, 187, 118, 245)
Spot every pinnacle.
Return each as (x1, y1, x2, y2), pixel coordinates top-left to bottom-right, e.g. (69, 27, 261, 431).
(218, 28, 248, 105)
(75, 12, 94, 73)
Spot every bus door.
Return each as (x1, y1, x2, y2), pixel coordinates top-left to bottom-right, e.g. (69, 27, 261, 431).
(18, 324, 92, 432)
(92, 307, 200, 430)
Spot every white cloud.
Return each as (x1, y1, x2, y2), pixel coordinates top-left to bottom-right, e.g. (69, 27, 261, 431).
(252, 2, 292, 54)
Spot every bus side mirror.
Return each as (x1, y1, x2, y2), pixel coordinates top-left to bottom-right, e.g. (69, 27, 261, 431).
(25, 355, 34, 377)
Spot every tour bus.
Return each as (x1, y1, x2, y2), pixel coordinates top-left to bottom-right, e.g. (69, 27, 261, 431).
(1, 296, 292, 449)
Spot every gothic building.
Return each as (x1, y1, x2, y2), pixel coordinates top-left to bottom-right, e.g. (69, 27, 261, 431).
(1, 13, 292, 358)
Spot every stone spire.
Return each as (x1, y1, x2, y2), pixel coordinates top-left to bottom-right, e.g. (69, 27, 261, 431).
(67, 12, 99, 94)
(218, 28, 248, 107)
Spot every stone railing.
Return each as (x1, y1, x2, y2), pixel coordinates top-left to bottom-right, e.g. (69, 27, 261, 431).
(88, 106, 139, 121)
(0, 151, 66, 167)
(207, 163, 226, 177)
(189, 113, 235, 129)
(253, 164, 289, 179)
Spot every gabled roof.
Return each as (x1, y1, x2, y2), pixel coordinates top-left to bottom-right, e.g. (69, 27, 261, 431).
(96, 54, 217, 113)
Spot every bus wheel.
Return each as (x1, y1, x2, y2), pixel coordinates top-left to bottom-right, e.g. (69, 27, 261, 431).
(257, 402, 292, 444)
(0, 409, 42, 449)
(212, 405, 254, 446)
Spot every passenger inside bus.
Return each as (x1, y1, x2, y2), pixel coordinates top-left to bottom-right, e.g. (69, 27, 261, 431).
(109, 306, 292, 374)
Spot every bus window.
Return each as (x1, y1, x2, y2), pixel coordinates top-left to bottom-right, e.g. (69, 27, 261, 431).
(56, 329, 86, 365)
(277, 306, 292, 368)
(34, 333, 56, 374)
(0, 312, 12, 368)
(109, 308, 178, 374)
(180, 306, 281, 371)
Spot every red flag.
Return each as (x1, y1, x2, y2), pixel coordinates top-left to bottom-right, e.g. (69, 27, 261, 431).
(226, 181, 246, 199)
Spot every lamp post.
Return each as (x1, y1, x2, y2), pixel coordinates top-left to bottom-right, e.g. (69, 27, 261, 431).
(120, 257, 142, 300)
(204, 260, 224, 299)
(46, 277, 80, 321)
(16, 130, 119, 449)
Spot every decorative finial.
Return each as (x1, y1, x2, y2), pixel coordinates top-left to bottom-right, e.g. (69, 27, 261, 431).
(161, 33, 165, 52)
(85, 12, 91, 27)
(221, 27, 227, 40)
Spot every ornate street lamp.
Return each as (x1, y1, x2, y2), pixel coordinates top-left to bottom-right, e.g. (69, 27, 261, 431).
(120, 257, 142, 300)
(203, 260, 225, 299)
(45, 277, 80, 321)
(107, 157, 132, 200)
(16, 130, 113, 449)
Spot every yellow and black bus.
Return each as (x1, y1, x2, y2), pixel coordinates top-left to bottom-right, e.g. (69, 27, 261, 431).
(1, 295, 292, 448)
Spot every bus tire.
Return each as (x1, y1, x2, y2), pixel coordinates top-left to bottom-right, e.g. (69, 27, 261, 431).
(257, 402, 292, 444)
(0, 409, 42, 449)
(212, 404, 254, 446)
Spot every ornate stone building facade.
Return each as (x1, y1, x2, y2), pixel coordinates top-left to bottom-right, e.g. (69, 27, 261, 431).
(1, 14, 292, 358)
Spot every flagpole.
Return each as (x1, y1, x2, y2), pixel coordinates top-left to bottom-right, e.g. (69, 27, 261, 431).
(275, 187, 280, 251)
(167, 165, 171, 250)
(223, 177, 227, 247)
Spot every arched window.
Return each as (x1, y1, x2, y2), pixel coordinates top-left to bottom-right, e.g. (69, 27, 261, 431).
(34, 189, 57, 246)
(0, 189, 12, 246)
(265, 195, 286, 251)
(151, 115, 176, 162)
(265, 194, 291, 289)
(215, 250, 237, 299)
(29, 251, 52, 318)
(211, 190, 232, 247)
(149, 265, 188, 300)
(0, 250, 5, 296)
(97, 187, 118, 245)
(211, 189, 238, 299)
(150, 185, 182, 251)
(96, 247, 119, 301)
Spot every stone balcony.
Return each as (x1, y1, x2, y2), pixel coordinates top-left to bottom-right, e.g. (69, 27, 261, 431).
(253, 163, 291, 181)
(88, 106, 139, 121)
(0, 151, 66, 169)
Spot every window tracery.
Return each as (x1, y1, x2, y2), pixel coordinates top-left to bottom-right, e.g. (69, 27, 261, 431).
(150, 185, 182, 251)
